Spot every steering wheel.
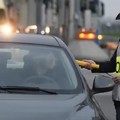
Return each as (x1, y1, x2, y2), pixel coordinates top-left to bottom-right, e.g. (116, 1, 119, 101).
(23, 75, 59, 88)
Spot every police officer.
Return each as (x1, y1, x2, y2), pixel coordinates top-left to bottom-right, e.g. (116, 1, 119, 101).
(83, 13, 120, 120)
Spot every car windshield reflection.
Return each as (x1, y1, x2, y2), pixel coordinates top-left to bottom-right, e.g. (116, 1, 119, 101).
(0, 43, 83, 94)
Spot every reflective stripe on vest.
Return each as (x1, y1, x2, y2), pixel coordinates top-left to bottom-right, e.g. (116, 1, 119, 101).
(115, 56, 120, 76)
(115, 43, 120, 76)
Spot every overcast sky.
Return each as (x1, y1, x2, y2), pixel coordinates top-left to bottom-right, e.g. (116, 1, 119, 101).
(102, 0, 120, 18)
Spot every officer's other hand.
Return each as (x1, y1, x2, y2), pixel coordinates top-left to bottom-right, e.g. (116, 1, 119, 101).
(82, 59, 96, 70)
(113, 77, 120, 84)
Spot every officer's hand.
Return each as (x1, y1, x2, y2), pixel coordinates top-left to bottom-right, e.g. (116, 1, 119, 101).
(113, 77, 120, 84)
(82, 59, 96, 70)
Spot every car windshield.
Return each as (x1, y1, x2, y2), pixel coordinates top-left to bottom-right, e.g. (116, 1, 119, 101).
(0, 43, 83, 94)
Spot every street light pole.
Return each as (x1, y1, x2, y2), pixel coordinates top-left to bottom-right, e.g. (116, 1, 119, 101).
(36, 0, 43, 34)
(64, 0, 69, 45)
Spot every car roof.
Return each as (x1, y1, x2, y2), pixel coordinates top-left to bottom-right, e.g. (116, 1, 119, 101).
(0, 33, 60, 46)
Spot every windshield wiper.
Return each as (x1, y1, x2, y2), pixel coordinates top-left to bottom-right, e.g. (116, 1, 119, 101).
(0, 86, 57, 94)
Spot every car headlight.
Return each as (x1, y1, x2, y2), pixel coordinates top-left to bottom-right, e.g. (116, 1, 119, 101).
(41, 30, 45, 35)
(45, 26, 50, 34)
(1, 24, 13, 34)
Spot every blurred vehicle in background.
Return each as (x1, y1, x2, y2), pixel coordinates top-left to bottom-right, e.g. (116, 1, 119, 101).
(0, 0, 19, 34)
(0, 0, 12, 34)
(105, 42, 118, 50)
(7, 2, 19, 33)
(76, 28, 103, 46)
(75, 28, 118, 52)
(25, 25, 50, 35)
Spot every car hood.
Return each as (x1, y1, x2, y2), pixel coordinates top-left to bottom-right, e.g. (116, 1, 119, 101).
(0, 93, 97, 120)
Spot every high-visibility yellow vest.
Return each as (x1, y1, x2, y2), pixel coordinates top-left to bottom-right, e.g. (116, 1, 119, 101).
(115, 41, 120, 76)
(115, 56, 120, 76)
(113, 43, 120, 101)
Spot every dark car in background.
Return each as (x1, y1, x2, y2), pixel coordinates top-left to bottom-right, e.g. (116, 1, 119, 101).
(0, 33, 114, 120)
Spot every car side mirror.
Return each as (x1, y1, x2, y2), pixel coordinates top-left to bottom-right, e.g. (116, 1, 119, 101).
(116, 13, 120, 20)
(92, 75, 114, 94)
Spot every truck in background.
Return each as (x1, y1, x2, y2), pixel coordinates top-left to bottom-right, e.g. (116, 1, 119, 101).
(75, 0, 105, 45)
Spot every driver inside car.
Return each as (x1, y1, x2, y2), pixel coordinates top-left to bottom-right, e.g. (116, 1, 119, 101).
(24, 53, 59, 89)
(33, 53, 56, 76)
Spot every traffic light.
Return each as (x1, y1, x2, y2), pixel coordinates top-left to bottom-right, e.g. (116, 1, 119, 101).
(80, 0, 98, 13)
(80, 0, 105, 16)
(43, 0, 52, 9)
(43, 0, 49, 8)
(89, 1, 97, 13)
(97, 1, 105, 17)
(101, 2, 105, 16)
(80, 0, 86, 12)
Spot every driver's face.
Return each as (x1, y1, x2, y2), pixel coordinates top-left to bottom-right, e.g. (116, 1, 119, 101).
(35, 60, 48, 75)
(33, 54, 56, 75)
